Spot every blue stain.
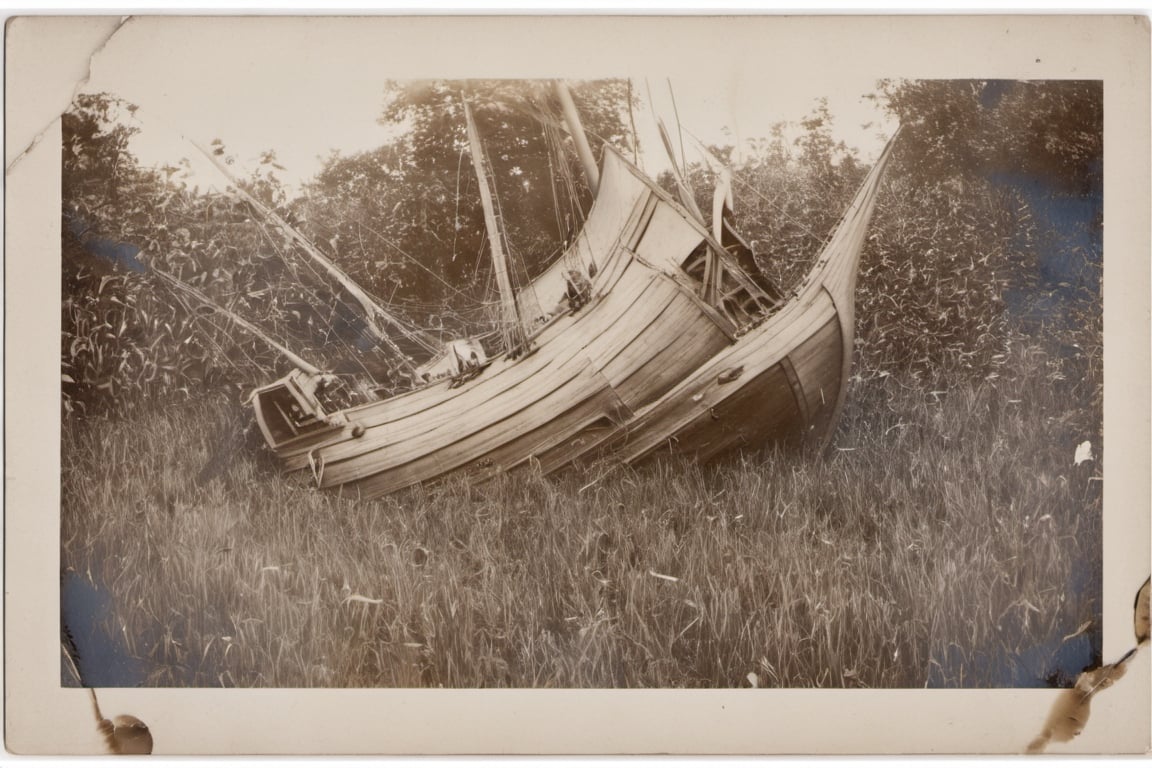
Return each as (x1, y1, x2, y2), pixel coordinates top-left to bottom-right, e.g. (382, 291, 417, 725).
(85, 238, 147, 273)
(924, 631, 1101, 689)
(61, 571, 147, 687)
(1006, 633, 1101, 688)
(65, 210, 147, 273)
(979, 79, 1012, 109)
(325, 302, 390, 353)
(354, 327, 378, 351)
(989, 168, 1102, 325)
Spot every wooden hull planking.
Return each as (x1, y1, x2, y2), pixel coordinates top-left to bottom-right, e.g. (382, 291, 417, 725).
(598, 130, 899, 466)
(251, 133, 898, 499)
(254, 149, 737, 498)
(318, 272, 732, 497)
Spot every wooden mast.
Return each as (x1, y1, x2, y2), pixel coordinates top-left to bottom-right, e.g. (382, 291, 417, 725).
(462, 98, 528, 353)
(554, 81, 600, 196)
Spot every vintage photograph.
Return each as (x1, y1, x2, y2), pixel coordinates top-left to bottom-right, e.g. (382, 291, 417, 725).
(59, 24, 1106, 688)
(6, 13, 1149, 756)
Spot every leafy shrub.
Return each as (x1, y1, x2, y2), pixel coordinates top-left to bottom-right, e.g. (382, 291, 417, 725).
(62, 95, 401, 417)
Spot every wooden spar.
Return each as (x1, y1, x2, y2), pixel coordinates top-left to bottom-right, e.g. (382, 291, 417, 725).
(655, 118, 720, 303)
(711, 167, 733, 244)
(626, 79, 640, 165)
(152, 267, 322, 375)
(656, 119, 705, 223)
(685, 140, 742, 249)
(188, 140, 421, 370)
(666, 78, 688, 175)
(554, 81, 600, 196)
(462, 98, 527, 351)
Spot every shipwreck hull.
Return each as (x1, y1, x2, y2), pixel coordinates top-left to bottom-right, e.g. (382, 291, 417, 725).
(251, 131, 897, 499)
(604, 289, 845, 466)
(253, 150, 739, 498)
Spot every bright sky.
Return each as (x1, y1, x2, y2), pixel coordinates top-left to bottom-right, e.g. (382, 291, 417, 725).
(80, 17, 896, 194)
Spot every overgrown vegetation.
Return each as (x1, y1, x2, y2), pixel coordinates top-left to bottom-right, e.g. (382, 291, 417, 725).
(61, 79, 1103, 688)
(61, 342, 1100, 688)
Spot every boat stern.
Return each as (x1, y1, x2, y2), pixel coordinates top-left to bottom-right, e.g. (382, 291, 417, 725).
(249, 369, 346, 453)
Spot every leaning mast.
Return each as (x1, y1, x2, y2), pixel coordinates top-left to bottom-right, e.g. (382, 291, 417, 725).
(554, 81, 600, 196)
(462, 97, 529, 354)
(191, 139, 426, 375)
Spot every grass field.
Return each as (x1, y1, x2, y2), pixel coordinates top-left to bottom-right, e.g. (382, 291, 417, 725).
(60, 341, 1102, 689)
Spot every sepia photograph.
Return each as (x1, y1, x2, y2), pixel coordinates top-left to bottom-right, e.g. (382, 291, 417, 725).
(6, 13, 1150, 757)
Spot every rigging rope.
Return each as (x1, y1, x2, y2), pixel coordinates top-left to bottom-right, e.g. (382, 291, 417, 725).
(452, 146, 467, 266)
(544, 122, 567, 245)
(627, 79, 640, 166)
(467, 120, 532, 352)
(250, 216, 426, 366)
(483, 94, 620, 165)
(666, 78, 688, 172)
(353, 219, 477, 305)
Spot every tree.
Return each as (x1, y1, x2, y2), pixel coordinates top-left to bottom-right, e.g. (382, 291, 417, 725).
(877, 79, 1102, 195)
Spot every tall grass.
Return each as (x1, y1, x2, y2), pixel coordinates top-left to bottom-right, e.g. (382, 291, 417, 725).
(61, 342, 1101, 688)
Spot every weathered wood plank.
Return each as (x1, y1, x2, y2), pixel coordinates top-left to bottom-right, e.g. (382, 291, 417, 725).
(598, 290, 839, 463)
(332, 362, 615, 496)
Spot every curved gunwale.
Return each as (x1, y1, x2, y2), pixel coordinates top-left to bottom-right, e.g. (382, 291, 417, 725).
(312, 278, 730, 480)
(266, 143, 757, 444)
(265, 148, 744, 490)
(278, 264, 707, 467)
(256, 129, 899, 497)
(309, 147, 729, 424)
(308, 281, 672, 462)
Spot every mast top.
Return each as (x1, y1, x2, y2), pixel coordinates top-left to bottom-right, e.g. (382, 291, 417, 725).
(554, 81, 600, 196)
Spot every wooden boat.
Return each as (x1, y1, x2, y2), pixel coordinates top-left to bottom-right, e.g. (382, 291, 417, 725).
(249, 88, 898, 499)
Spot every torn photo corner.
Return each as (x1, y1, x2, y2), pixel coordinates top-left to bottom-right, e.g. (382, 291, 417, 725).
(6, 13, 1150, 757)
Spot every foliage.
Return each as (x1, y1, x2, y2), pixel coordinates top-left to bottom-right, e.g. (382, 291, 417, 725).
(878, 79, 1102, 195)
(682, 81, 1104, 397)
(61, 94, 203, 412)
(62, 95, 401, 417)
(297, 79, 636, 335)
(859, 79, 1102, 388)
(62, 82, 637, 417)
(63, 80, 1102, 419)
